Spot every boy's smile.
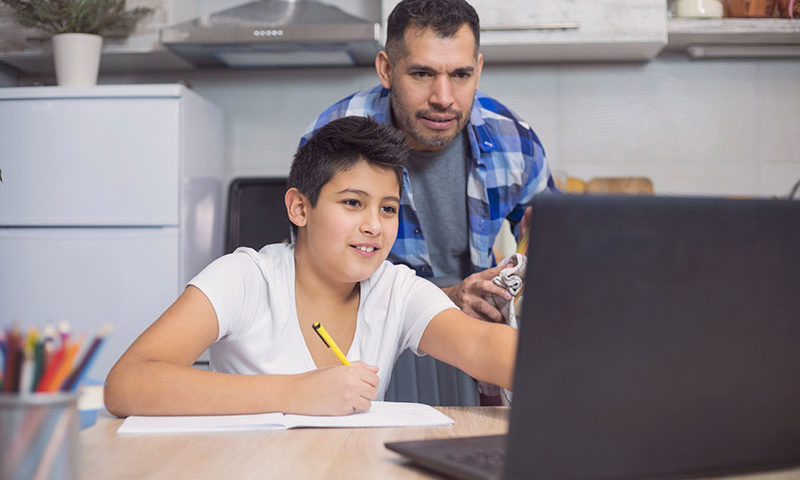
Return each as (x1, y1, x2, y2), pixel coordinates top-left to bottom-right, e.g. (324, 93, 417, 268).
(298, 159, 401, 285)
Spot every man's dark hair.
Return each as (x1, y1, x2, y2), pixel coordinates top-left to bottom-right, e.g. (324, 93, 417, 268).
(288, 116, 408, 230)
(385, 0, 480, 60)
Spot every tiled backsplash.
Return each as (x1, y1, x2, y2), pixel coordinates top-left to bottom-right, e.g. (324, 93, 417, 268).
(16, 55, 800, 199)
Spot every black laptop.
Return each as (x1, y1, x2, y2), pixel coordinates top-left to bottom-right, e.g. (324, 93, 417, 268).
(386, 195, 800, 480)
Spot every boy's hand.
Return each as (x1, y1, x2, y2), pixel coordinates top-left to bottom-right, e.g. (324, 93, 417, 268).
(289, 361, 379, 416)
(442, 264, 512, 323)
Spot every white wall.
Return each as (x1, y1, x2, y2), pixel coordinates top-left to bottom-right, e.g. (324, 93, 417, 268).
(482, 56, 800, 197)
(20, 55, 800, 198)
(0, 63, 17, 86)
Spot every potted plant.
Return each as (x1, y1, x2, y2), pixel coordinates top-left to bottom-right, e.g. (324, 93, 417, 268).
(0, 0, 153, 86)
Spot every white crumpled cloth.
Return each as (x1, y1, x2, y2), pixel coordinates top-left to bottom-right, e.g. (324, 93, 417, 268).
(477, 253, 526, 406)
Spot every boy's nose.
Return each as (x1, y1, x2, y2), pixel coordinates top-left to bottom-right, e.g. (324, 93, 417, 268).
(360, 212, 381, 236)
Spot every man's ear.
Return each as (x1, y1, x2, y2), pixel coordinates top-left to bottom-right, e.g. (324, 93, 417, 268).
(375, 50, 393, 90)
(285, 187, 309, 228)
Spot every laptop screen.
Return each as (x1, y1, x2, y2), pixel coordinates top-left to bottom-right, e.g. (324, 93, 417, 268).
(506, 195, 800, 479)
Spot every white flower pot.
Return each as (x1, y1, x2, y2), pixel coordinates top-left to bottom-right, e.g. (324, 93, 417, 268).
(675, 0, 724, 17)
(52, 33, 103, 87)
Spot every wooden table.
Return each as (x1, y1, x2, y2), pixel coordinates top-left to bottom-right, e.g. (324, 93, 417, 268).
(80, 407, 800, 480)
(80, 407, 508, 479)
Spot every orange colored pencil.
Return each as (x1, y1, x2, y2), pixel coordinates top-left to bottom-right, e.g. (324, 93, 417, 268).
(42, 342, 81, 392)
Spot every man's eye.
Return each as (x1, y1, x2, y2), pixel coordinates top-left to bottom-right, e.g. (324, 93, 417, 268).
(455, 72, 471, 79)
(411, 71, 431, 78)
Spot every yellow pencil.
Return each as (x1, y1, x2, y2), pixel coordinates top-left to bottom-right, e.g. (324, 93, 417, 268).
(514, 229, 530, 299)
(312, 322, 351, 366)
(516, 229, 529, 255)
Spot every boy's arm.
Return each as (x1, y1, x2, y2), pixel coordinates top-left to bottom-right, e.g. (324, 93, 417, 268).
(418, 308, 517, 390)
(104, 286, 379, 417)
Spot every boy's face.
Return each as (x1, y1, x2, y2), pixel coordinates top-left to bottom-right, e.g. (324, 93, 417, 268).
(302, 160, 401, 283)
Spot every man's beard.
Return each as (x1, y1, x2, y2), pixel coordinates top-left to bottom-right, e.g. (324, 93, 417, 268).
(390, 90, 469, 150)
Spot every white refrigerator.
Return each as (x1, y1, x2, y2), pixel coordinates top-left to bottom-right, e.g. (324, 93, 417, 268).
(0, 84, 225, 382)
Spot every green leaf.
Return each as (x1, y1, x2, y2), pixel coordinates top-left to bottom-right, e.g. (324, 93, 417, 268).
(0, 0, 153, 36)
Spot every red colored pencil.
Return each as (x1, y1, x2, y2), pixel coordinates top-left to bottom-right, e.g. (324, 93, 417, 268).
(2, 328, 21, 393)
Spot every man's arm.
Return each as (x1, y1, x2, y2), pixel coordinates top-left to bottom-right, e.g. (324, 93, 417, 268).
(449, 110, 558, 319)
(418, 308, 517, 389)
(442, 204, 535, 322)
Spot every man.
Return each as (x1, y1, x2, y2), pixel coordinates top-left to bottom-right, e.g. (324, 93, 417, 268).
(301, 0, 555, 324)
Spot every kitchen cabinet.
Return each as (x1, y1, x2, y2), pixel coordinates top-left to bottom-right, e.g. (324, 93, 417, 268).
(0, 84, 225, 381)
(666, 18, 800, 58)
(382, 0, 668, 62)
(0, 0, 383, 75)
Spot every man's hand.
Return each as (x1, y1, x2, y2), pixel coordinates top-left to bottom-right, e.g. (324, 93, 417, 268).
(442, 264, 512, 323)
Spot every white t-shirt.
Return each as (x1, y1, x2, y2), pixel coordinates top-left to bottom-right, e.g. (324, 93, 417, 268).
(188, 243, 457, 400)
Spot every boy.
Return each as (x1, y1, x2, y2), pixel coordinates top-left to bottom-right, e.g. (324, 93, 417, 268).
(104, 117, 516, 417)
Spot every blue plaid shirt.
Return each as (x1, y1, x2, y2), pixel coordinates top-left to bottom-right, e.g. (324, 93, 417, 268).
(301, 85, 555, 278)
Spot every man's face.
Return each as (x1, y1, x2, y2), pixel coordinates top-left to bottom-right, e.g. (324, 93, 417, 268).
(378, 24, 483, 152)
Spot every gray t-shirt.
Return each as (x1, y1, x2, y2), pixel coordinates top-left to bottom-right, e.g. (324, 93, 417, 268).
(406, 130, 471, 285)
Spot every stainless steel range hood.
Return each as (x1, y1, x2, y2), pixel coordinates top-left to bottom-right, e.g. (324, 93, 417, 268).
(160, 0, 381, 68)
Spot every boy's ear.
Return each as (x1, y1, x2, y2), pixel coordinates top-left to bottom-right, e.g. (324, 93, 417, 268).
(285, 187, 309, 228)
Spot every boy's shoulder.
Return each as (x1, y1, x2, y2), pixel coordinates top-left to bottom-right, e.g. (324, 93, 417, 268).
(219, 243, 294, 281)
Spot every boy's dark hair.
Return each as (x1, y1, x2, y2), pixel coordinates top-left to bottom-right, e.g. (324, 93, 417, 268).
(288, 116, 409, 232)
(386, 0, 480, 61)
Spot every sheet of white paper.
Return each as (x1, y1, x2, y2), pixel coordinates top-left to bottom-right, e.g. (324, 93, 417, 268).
(117, 412, 288, 434)
(117, 401, 453, 434)
(284, 401, 454, 428)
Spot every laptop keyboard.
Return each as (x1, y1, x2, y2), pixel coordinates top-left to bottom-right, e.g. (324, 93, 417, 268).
(446, 449, 506, 473)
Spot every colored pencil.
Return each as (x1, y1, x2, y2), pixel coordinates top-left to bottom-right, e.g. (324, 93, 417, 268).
(45, 341, 81, 393)
(41, 325, 56, 379)
(57, 321, 70, 348)
(32, 338, 45, 393)
(61, 325, 111, 392)
(516, 229, 529, 255)
(16, 330, 36, 393)
(3, 327, 21, 393)
(18, 348, 34, 394)
(34, 343, 65, 393)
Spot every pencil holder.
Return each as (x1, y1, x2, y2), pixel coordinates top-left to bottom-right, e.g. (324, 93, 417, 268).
(0, 393, 79, 480)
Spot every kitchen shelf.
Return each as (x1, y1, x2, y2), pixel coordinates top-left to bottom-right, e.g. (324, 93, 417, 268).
(0, 3, 192, 75)
(666, 18, 800, 57)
